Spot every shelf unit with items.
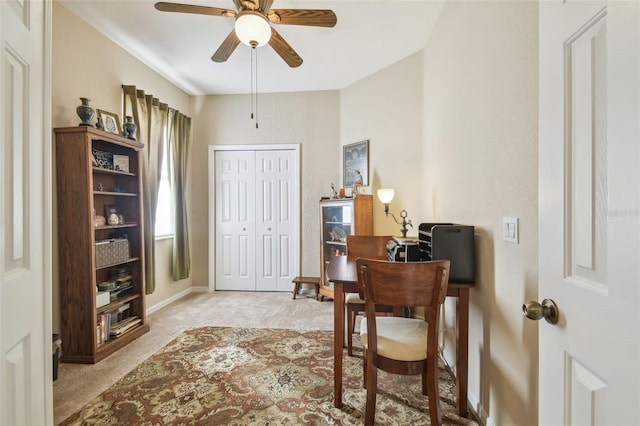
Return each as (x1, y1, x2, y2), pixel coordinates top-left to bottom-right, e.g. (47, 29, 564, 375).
(318, 195, 373, 300)
(55, 126, 149, 364)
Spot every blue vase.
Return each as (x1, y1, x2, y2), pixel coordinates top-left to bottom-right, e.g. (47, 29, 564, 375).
(76, 97, 95, 127)
(123, 115, 137, 140)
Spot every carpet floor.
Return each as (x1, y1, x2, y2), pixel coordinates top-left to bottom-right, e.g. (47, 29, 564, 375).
(60, 326, 478, 425)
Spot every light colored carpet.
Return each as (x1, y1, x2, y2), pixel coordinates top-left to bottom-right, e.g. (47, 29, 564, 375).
(53, 290, 333, 424)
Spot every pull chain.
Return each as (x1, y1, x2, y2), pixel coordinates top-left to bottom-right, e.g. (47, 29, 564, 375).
(255, 47, 259, 129)
(250, 46, 254, 120)
(249, 42, 260, 129)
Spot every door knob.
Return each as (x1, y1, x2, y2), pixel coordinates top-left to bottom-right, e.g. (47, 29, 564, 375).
(522, 298, 559, 324)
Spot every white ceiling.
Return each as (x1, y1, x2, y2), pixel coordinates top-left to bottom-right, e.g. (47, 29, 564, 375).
(58, 0, 444, 95)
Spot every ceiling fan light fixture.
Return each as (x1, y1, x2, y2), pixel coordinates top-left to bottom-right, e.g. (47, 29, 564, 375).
(235, 11, 271, 47)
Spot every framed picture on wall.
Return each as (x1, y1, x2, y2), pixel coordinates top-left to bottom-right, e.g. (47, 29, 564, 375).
(343, 140, 369, 187)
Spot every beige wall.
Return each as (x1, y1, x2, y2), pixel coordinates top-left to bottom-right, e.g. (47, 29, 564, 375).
(51, 2, 195, 330)
(340, 51, 425, 236)
(189, 91, 340, 282)
(422, 2, 539, 425)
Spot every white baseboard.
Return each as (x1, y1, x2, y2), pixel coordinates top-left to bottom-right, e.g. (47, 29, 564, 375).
(468, 389, 491, 426)
(146, 285, 210, 315)
(440, 348, 489, 426)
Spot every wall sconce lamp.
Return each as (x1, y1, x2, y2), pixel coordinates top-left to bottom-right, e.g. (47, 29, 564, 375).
(377, 188, 413, 237)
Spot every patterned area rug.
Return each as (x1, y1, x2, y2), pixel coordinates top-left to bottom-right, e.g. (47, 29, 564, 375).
(61, 327, 477, 425)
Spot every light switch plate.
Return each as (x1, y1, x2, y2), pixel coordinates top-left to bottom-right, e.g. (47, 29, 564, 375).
(503, 217, 519, 244)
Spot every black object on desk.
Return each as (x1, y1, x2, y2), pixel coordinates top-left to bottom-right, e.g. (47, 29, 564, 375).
(419, 223, 476, 282)
(387, 237, 421, 262)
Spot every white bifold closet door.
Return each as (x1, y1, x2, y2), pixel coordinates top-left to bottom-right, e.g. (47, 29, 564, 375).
(213, 147, 300, 291)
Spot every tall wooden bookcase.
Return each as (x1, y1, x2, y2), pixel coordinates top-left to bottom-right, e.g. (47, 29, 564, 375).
(55, 126, 149, 363)
(319, 195, 373, 300)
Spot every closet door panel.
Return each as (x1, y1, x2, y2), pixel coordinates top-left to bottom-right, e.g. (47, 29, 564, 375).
(256, 152, 278, 290)
(274, 151, 299, 291)
(215, 151, 256, 290)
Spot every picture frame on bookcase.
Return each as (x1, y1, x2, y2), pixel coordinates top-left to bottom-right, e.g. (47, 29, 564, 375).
(104, 205, 118, 217)
(113, 154, 129, 173)
(97, 109, 121, 135)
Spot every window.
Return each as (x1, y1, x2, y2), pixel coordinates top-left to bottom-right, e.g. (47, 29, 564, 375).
(155, 138, 173, 238)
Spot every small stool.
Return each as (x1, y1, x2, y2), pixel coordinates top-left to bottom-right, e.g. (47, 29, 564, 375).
(292, 276, 321, 300)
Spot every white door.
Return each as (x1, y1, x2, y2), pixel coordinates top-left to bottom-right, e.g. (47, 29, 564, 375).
(1, 0, 51, 424)
(255, 150, 300, 291)
(215, 150, 256, 291)
(538, 1, 639, 424)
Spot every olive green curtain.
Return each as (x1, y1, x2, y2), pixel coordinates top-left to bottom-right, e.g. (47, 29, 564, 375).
(168, 108, 191, 280)
(122, 85, 168, 294)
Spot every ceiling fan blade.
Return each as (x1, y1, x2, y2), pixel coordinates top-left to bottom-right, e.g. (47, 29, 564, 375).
(268, 27, 303, 68)
(155, 2, 236, 17)
(212, 31, 241, 63)
(259, 0, 274, 14)
(267, 9, 337, 27)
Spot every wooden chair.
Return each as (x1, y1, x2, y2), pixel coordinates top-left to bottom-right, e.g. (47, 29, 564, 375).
(356, 258, 450, 426)
(345, 235, 393, 356)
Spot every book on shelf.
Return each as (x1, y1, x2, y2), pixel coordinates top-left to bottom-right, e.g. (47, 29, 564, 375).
(97, 317, 103, 346)
(104, 303, 130, 324)
(110, 316, 141, 337)
(96, 312, 111, 346)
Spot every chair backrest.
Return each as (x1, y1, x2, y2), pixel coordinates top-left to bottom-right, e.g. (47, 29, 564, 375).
(356, 258, 451, 314)
(346, 235, 392, 261)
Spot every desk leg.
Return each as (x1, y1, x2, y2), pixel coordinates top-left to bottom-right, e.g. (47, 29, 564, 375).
(334, 282, 344, 408)
(456, 288, 469, 417)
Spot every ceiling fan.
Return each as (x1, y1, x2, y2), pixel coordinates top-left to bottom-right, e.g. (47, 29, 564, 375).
(154, 0, 337, 68)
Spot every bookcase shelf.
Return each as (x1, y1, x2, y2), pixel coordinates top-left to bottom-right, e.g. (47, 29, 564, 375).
(94, 223, 140, 231)
(55, 126, 149, 364)
(92, 167, 136, 177)
(93, 191, 138, 197)
(96, 293, 141, 315)
(94, 257, 141, 271)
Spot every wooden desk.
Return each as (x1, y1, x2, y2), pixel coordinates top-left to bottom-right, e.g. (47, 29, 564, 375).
(327, 255, 473, 417)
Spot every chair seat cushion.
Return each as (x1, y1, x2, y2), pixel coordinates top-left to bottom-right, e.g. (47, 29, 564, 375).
(345, 293, 365, 304)
(360, 317, 428, 361)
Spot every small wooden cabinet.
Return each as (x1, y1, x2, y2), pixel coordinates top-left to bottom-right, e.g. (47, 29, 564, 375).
(55, 126, 149, 363)
(319, 195, 373, 300)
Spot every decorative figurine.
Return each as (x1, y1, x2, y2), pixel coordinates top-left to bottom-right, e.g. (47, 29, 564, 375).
(107, 212, 119, 226)
(330, 183, 338, 199)
(97, 182, 103, 191)
(96, 116, 104, 131)
(352, 170, 363, 195)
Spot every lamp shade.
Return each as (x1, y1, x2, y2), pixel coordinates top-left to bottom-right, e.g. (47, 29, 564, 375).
(235, 11, 272, 47)
(377, 188, 395, 204)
